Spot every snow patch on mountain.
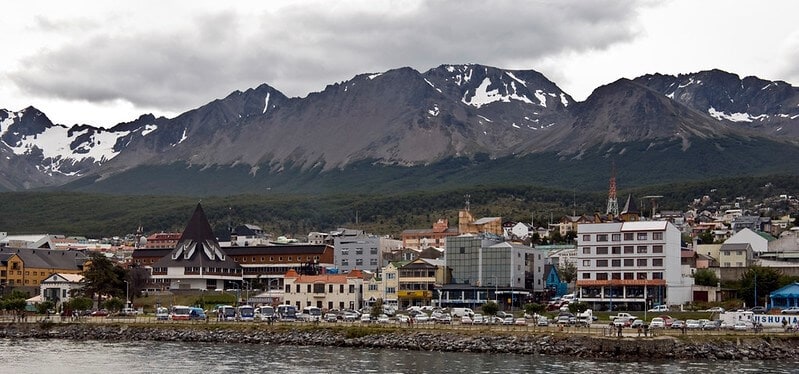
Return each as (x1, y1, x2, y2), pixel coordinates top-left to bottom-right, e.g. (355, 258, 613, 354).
(141, 124, 158, 136)
(708, 107, 769, 122)
(263, 92, 271, 114)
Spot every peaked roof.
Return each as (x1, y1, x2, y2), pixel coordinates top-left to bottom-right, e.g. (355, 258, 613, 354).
(152, 203, 239, 270)
(621, 194, 639, 214)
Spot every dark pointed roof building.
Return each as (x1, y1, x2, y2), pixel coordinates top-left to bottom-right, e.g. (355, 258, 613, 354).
(151, 203, 242, 291)
(619, 194, 640, 222)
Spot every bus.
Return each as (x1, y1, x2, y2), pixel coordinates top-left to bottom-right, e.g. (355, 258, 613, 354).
(218, 305, 236, 321)
(276, 305, 297, 322)
(170, 305, 191, 321)
(237, 305, 255, 321)
(255, 305, 275, 322)
(300, 306, 322, 322)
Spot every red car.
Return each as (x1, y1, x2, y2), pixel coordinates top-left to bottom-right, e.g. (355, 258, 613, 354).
(90, 309, 109, 317)
(658, 315, 674, 327)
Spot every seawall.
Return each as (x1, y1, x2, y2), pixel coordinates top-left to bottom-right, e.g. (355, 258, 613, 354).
(2, 322, 798, 361)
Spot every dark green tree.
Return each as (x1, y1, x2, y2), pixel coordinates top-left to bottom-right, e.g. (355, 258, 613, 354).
(68, 297, 94, 313)
(693, 269, 720, 287)
(481, 301, 499, 316)
(103, 297, 125, 313)
(564, 230, 577, 244)
(739, 266, 782, 307)
(81, 252, 126, 307)
(558, 262, 577, 285)
(36, 301, 55, 315)
(370, 298, 384, 318)
(568, 301, 589, 314)
(697, 230, 715, 244)
(524, 303, 545, 316)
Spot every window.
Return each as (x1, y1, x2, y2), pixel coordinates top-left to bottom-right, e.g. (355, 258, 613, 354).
(637, 272, 647, 280)
(356, 259, 363, 266)
(386, 287, 396, 294)
(596, 234, 608, 242)
(307, 284, 312, 293)
(459, 247, 465, 254)
(624, 233, 634, 240)
(296, 284, 300, 293)
(612, 233, 621, 241)
(341, 259, 349, 266)
(611, 246, 621, 255)
(582, 273, 591, 279)
(370, 248, 378, 255)
(313, 284, 325, 293)
(611, 259, 621, 267)
(611, 273, 621, 280)
(652, 272, 663, 280)
(340, 284, 344, 293)
(637, 232, 648, 240)
(341, 249, 349, 255)
(652, 245, 663, 254)
(596, 260, 608, 267)
(624, 246, 634, 254)
(624, 259, 634, 266)
(652, 259, 663, 266)
(582, 260, 590, 267)
(387, 273, 395, 279)
(370, 259, 378, 266)
(349, 285, 355, 293)
(287, 256, 292, 261)
(582, 247, 591, 254)
(596, 273, 608, 280)
(637, 246, 648, 254)
(329, 284, 333, 293)
(637, 259, 647, 266)
(582, 235, 591, 242)
(596, 247, 608, 255)
(356, 248, 363, 255)
(368, 284, 378, 291)
(653, 232, 663, 240)
(624, 272, 634, 280)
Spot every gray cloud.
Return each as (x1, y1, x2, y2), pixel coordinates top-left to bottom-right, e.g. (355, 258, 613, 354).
(9, 0, 651, 115)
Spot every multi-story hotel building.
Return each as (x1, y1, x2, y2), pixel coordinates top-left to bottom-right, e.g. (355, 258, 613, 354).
(576, 221, 691, 310)
(282, 269, 364, 311)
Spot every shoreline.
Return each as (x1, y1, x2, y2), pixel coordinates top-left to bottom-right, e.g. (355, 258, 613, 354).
(2, 322, 799, 361)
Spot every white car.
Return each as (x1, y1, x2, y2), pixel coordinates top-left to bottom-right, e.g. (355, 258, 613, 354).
(461, 315, 473, 324)
(377, 314, 390, 324)
(472, 313, 485, 324)
(537, 317, 549, 326)
(733, 321, 753, 331)
(647, 305, 669, 313)
(649, 317, 665, 329)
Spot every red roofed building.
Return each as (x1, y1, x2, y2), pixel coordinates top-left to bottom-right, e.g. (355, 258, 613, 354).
(283, 269, 365, 311)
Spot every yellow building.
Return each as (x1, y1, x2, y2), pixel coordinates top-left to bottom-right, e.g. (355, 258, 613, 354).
(0, 247, 87, 293)
(458, 210, 503, 236)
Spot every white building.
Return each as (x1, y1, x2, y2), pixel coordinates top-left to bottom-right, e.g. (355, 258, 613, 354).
(40, 273, 84, 308)
(725, 228, 769, 253)
(576, 221, 691, 310)
(282, 269, 364, 311)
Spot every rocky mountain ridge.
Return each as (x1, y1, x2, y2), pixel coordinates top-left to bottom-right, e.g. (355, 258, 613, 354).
(1, 64, 798, 195)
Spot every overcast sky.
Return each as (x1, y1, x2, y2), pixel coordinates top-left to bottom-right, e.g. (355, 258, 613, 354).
(2, 0, 798, 128)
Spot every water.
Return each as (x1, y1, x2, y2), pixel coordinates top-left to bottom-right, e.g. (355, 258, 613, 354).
(0, 338, 796, 374)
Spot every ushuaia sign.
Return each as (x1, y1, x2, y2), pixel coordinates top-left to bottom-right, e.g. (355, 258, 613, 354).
(721, 310, 799, 328)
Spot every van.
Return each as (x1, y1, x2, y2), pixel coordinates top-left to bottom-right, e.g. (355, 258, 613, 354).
(237, 305, 255, 321)
(451, 308, 474, 318)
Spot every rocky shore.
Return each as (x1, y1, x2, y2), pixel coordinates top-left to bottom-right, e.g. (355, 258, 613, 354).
(2, 322, 798, 361)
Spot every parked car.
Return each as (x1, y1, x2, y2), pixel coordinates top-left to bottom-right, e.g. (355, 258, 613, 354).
(658, 315, 675, 327)
(649, 317, 665, 329)
(670, 320, 685, 329)
(377, 314, 390, 324)
(472, 313, 485, 324)
(749, 306, 767, 314)
(325, 313, 338, 323)
(630, 319, 644, 328)
(704, 307, 725, 313)
(502, 316, 515, 325)
(414, 314, 430, 323)
(781, 306, 799, 314)
(685, 319, 702, 329)
(514, 318, 527, 326)
(702, 320, 721, 330)
(537, 316, 549, 326)
(90, 309, 109, 317)
(155, 307, 169, 321)
(647, 304, 668, 313)
(360, 314, 373, 323)
(733, 321, 753, 331)
(461, 315, 473, 324)
(396, 314, 410, 324)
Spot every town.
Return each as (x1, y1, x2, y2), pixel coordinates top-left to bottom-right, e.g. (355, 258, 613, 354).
(3, 183, 799, 333)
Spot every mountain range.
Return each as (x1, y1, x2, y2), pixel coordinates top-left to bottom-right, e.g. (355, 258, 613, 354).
(1, 64, 799, 196)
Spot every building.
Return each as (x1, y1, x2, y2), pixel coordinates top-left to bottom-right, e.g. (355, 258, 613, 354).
(143, 232, 181, 249)
(576, 221, 690, 311)
(397, 258, 448, 308)
(333, 230, 400, 273)
(718, 242, 754, 268)
(226, 244, 335, 291)
(0, 247, 87, 294)
(458, 210, 503, 236)
(442, 234, 535, 309)
(229, 224, 268, 247)
(150, 204, 243, 291)
(401, 219, 460, 249)
(39, 273, 84, 308)
(725, 228, 770, 253)
(282, 269, 364, 310)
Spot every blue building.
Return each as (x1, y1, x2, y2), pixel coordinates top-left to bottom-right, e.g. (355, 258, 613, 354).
(769, 282, 799, 310)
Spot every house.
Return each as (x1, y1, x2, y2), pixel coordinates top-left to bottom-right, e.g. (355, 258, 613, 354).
(397, 258, 449, 308)
(508, 222, 533, 240)
(40, 273, 84, 308)
(0, 247, 87, 294)
(143, 232, 182, 249)
(769, 282, 799, 310)
(725, 228, 770, 253)
(401, 219, 460, 249)
(458, 210, 503, 236)
(282, 269, 365, 311)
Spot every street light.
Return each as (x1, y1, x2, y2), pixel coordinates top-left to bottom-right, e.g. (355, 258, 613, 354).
(124, 280, 130, 309)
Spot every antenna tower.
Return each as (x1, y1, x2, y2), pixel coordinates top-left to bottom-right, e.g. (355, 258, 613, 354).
(606, 162, 619, 217)
(464, 194, 471, 212)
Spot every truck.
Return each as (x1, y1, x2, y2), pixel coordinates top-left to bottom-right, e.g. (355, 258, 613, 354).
(576, 309, 593, 326)
(451, 308, 474, 318)
(609, 312, 636, 326)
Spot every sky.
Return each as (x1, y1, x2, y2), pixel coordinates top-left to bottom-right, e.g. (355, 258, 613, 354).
(2, 0, 798, 128)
